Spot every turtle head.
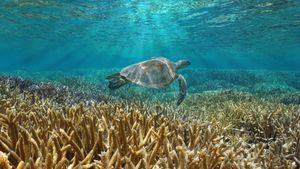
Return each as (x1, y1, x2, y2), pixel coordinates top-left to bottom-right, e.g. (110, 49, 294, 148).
(175, 60, 191, 70)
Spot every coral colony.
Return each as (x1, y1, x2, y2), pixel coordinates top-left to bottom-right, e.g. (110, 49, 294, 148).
(0, 70, 300, 168)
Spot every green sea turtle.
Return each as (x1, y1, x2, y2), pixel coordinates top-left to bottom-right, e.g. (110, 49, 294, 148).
(106, 57, 191, 105)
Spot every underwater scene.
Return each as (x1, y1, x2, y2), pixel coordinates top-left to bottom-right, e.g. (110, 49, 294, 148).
(0, 0, 300, 168)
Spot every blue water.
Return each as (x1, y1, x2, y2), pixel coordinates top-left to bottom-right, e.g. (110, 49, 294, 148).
(0, 0, 300, 71)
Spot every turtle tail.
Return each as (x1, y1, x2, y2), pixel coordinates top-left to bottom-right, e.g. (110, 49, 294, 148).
(106, 73, 129, 90)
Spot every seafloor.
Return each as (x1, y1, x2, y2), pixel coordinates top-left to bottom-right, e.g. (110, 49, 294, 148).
(0, 69, 299, 169)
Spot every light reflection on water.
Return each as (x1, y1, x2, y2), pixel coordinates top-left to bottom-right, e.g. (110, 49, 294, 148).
(0, 0, 299, 70)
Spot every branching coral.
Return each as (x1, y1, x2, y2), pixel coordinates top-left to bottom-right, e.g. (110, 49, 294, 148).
(0, 151, 12, 169)
(183, 90, 300, 168)
(0, 89, 299, 169)
(1, 72, 300, 169)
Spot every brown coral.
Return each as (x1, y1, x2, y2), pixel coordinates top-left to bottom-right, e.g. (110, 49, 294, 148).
(0, 78, 300, 168)
(0, 152, 12, 169)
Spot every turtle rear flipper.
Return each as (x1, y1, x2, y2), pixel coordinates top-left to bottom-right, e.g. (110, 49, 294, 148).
(107, 73, 129, 90)
(177, 74, 187, 106)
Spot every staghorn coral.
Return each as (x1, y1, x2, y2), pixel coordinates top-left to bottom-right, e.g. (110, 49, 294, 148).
(183, 90, 300, 168)
(0, 151, 12, 169)
(0, 86, 300, 169)
(1, 71, 300, 168)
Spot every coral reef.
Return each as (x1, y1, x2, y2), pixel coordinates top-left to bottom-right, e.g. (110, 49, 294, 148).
(0, 75, 66, 97)
(0, 75, 110, 105)
(3, 69, 300, 105)
(1, 69, 300, 168)
(184, 90, 300, 141)
(181, 69, 263, 90)
(1, 80, 300, 168)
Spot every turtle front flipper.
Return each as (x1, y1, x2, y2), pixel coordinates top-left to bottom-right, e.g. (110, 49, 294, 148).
(177, 74, 187, 106)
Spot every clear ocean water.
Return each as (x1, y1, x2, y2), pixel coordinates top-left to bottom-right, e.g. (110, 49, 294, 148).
(1, 2, 300, 168)
(0, 0, 299, 71)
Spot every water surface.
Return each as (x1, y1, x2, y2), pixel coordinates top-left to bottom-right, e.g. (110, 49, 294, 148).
(0, 0, 299, 71)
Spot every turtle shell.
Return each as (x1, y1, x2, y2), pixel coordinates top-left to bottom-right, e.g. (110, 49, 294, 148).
(120, 57, 177, 88)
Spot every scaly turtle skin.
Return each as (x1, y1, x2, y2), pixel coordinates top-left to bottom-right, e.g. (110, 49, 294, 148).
(106, 57, 190, 105)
